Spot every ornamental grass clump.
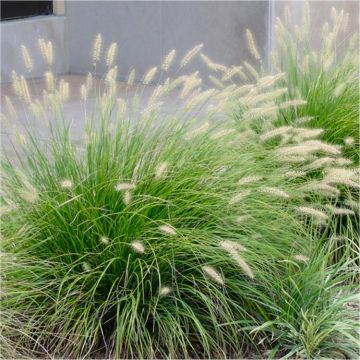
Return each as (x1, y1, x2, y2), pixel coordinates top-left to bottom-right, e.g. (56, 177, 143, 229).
(250, 242, 359, 359)
(1, 34, 359, 358)
(269, 3, 359, 162)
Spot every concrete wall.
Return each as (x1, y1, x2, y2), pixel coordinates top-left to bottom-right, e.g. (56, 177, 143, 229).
(270, 1, 359, 54)
(1, 1, 358, 84)
(1, 15, 68, 83)
(65, 1, 269, 83)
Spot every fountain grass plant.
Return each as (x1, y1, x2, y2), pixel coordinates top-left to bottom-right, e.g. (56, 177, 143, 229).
(269, 3, 359, 162)
(1, 34, 359, 358)
(250, 240, 359, 359)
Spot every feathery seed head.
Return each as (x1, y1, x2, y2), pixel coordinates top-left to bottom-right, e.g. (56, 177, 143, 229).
(106, 42, 118, 67)
(185, 122, 209, 140)
(80, 84, 88, 101)
(303, 157, 335, 170)
(60, 179, 73, 189)
(333, 83, 346, 97)
(117, 97, 127, 115)
(100, 236, 109, 245)
(130, 240, 145, 254)
(159, 286, 172, 297)
(19, 76, 31, 104)
(243, 61, 259, 79)
(159, 224, 177, 236)
(279, 99, 307, 109)
(324, 167, 357, 182)
(235, 215, 252, 224)
(296, 206, 329, 223)
(208, 75, 224, 89)
(277, 140, 341, 158)
(180, 76, 202, 98)
(180, 44, 203, 68)
(292, 128, 324, 141)
(245, 29, 261, 60)
(105, 66, 118, 84)
(294, 116, 314, 125)
(344, 137, 355, 146)
(210, 128, 236, 140)
(185, 89, 217, 110)
(38, 38, 47, 60)
(260, 187, 290, 199)
(123, 191, 132, 205)
(5, 96, 17, 119)
(92, 34, 102, 63)
(221, 66, 243, 82)
(284, 170, 306, 178)
(143, 67, 157, 85)
(82, 262, 91, 272)
(229, 190, 251, 205)
(19, 183, 38, 203)
(238, 175, 262, 185)
(260, 126, 292, 142)
(220, 240, 247, 253)
(46, 41, 53, 65)
(21, 44, 33, 72)
(257, 73, 285, 89)
(302, 182, 340, 197)
(293, 255, 309, 262)
(127, 68, 136, 85)
(115, 182, 136, 192)
(243, 104, 278, 120)
(335, 158, 352, 167)
(202, 265, 224, 286)
(162, 49, 176, 71)
(58, 79, 70, 102)
(44, 72, 55, 91)
(155, 162, 169, 180)
(328, 206, 355, 216)
(220, 240, 254, 278)
(200, 53, 227, 72)
(85, 73, 93, 91)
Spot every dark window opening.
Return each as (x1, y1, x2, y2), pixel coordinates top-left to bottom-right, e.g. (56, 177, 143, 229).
(1, 1, 53, 21)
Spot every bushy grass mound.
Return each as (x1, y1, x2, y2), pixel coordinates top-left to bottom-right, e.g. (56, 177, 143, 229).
(270, 4, 359, 162)
(1, 31, 359, 358)
(252, 241, 359, 359)
(0, 110, 311, 358)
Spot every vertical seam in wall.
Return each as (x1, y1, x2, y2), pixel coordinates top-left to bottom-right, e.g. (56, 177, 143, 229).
(160, 1, 164, 71)
(266, 0, 275, 71)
